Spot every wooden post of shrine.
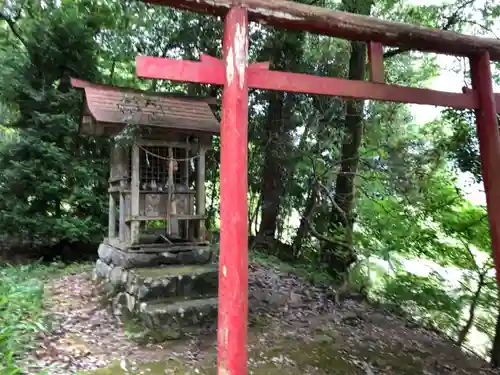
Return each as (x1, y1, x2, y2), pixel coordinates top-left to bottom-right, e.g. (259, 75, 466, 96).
(130, 144, 140, 244)
(218, 7, 249, 375)
(470, 52, 500, 287)
(197, 147, 206, 240)
(108, 195, 116, 239)
(119, 185, 126, 242)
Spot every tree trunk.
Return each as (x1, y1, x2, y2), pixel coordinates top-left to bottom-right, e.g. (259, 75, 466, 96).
(248, 194, 256, 235)
(249, 193, 261, 235)
(258, 91, 285, 240)
(322, 0, 372, 277)
(254, 197, 261, 235)
(257, 25, 304, 242)
(293, 179, 319, 254)
(457, 271, 486, 347)
(205, 160, 219, 232)
(110, 60, 116, 84)
(491, 309, 500, 367)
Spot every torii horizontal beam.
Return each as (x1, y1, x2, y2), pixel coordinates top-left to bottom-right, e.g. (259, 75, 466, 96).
(463, 87, 500, 110)
(143, 0, 500, 61)
(137, 3, 500, 375)
(136, 54, 478, 109)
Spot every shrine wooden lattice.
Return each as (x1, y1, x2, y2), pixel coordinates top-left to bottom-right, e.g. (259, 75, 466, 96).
(136, 1, 500, 374)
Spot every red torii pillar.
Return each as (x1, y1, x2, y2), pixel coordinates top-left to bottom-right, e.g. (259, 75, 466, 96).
(464, 63, 500, 287)
(136, 6, 500, 375)
(470, 56, 500, 288)
(217, 9, 249, 374)
(142, 9, 255, 374)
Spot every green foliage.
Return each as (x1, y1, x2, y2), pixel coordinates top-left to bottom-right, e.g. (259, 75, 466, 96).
(0, 2, 109, 247)
(378, 272, 464, 333)
(0, 263, 54, 373)
(356, 132, 497, 351)
(0, 262, 91, 373)
(441, 109, 484, 181)
(0, 0, 500, 363)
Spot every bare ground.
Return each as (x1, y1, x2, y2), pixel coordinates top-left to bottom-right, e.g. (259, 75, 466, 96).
(22, 262, 500, 375)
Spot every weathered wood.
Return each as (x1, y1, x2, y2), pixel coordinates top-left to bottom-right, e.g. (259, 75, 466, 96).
(109, 145, 129, 184)
(463, 87, 500, 110)
(108, 194, 117, 239)
(108, 187, 196, 195)
(137, 139, 213, 149)
(130, 144, 141, 244)
(71, 77, 218, 104)
(197, 147, 206, 240)
(109, 144, 119, 240)
(108, 177, 128, 184)
(126, 214, 205, 222)
(143, 0, 500, 60)
(144, 194, 162, 216)
(185, 143, 191, 238)
(167, 147, 174, 235)
(218, 8, 250, 375)
(368, 42, 384, 83)
(119, 189, 127, 243)
(109, 146, 120, 181)
(470, 52, 500, 289)
(80, 121, 219, 138)
(136, 55, 478, 109)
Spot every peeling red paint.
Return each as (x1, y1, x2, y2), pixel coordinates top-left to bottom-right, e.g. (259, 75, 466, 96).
(136, 55, 478, 109)
(218, 7, 249, 375)
(135, 3, 500, 375)
(463, 86, 500, 108)
(368, 42, 384, 83)
(142, 0, 500, 60)
(470, 53, 500, 288)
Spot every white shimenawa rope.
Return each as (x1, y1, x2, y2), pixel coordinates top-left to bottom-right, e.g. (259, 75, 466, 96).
(136, 143, 200, 206)
(135, 143, 201, 162)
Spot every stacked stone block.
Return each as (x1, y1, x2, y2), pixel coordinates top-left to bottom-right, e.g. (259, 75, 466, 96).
(94, 243, 218, 339)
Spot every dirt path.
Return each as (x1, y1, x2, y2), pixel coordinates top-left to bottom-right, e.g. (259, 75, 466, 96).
(22, 263, 500, 375)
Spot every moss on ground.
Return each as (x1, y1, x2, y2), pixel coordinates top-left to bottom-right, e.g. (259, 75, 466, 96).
(81, 359, 189, 375)
(80, 333, 416, 375)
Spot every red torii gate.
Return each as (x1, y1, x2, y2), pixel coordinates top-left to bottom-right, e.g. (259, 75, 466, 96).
(137, 0, 500, 374)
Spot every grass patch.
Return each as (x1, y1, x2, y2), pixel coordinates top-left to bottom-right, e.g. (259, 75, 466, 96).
(0, 261, 93, 374)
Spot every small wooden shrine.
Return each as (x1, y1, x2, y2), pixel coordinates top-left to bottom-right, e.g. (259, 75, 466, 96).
(72, 78, 219, 251)
(73, 78, 220, 340)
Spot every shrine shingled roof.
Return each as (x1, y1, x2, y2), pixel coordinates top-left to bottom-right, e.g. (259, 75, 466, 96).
(71, 78, 220, 136)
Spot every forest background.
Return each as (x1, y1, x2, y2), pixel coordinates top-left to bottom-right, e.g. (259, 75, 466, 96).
(1, 0, 500, 366)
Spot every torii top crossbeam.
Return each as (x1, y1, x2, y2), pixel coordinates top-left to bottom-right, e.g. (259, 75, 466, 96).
(145, 0, 500, 60)
(137, 1, 500, 375)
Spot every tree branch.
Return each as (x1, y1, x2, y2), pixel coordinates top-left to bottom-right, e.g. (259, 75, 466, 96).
(0, 4, 28, 49)
(463, 20, 500, 39)
(316, 178, 349, 226)
(383, 1, 473, 60)
(306, 215, 354, 252)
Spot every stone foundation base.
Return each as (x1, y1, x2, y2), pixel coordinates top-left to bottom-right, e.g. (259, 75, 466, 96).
(94, 242, 218, 340)
(97, 243, 212, 269)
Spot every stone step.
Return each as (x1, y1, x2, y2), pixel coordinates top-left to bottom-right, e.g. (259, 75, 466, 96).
(98, 243, 213, 269)
(138, 297, 218, 339)
(126, 264, 218, 301)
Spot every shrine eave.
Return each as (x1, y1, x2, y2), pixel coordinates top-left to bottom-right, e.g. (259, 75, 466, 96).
(142, 0, 500, 61)
(71, 78, 220, 136)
